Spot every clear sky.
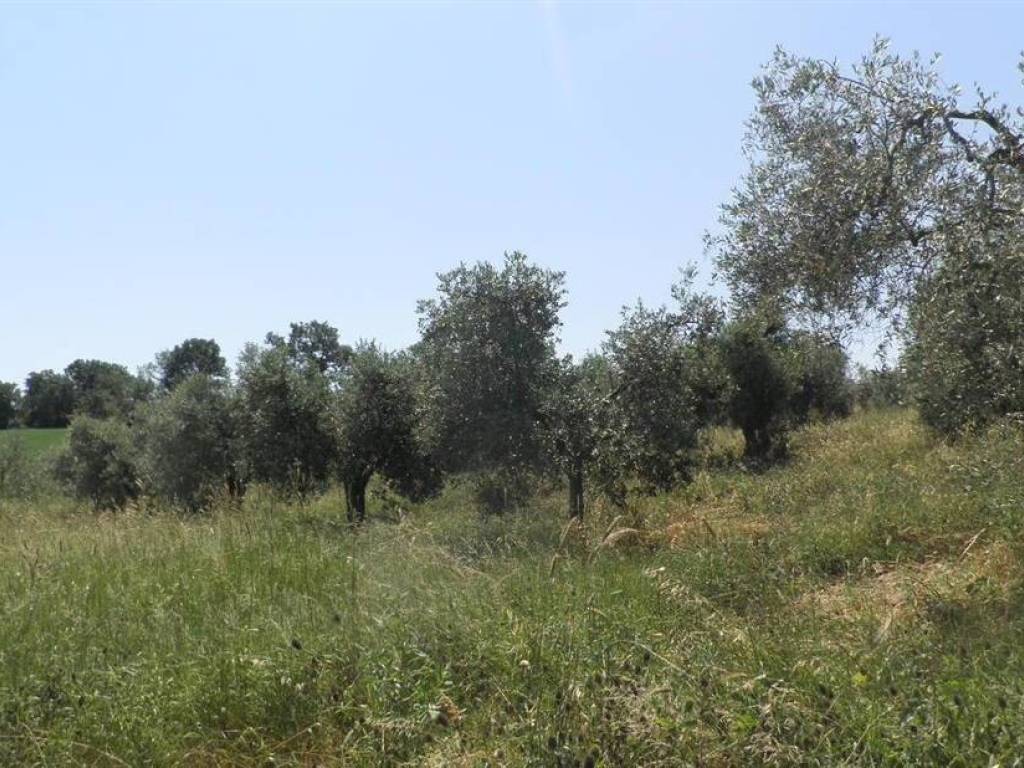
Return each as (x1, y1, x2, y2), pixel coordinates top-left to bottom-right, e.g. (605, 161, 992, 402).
(2, 1, 1023, 385)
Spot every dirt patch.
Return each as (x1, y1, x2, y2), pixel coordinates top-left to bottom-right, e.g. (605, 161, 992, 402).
(795, 539, 1020, 637)
(663, 514, 775, 549)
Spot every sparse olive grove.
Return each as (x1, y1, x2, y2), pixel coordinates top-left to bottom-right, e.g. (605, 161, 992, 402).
(39, 260, 859, 517)
(26, 39, 1024, 516)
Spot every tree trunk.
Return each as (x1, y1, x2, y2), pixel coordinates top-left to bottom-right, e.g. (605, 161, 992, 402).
(568, 468, 585, 519)
(345, 476, 369, 524)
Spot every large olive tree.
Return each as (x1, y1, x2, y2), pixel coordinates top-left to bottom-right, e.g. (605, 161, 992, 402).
(712, 39, 1024, 433)
(416, 252, 564, 510)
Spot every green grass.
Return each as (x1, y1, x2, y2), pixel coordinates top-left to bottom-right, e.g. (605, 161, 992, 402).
(1, 410, 1023, 765)
(0, 427, 68, 456)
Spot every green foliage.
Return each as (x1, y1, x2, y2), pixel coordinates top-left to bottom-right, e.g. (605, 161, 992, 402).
(282, 320, 353, 377)
(788, 331, 852, 422)
(235, 340, 336, 493)
(417, 252, 564, 495)
(594, 275, 726, 500)
(21, 370, 75, 428)
(0, 435, 49, 499)
(65, 358, 150, 420)
(711, 39, 1023, 446)
(333, 344, 440, 522)
(0, 381, 19, 429)
(604, 303, 705, 494)
(853, 364, 907, 410)
(539, 355, 613, 517)
(56, 416, 139, 510)
(137, 375, 239, 512)
(712, 39, 1024, 326)
(905, 236, 1024, 435)
(156, 337, 228, 391)
(720, 317, 795, 461)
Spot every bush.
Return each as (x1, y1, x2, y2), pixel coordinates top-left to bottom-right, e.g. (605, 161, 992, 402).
(56, 416, 139, 510)
(0, 437, 53, 499)
(138, 375, 239, 512)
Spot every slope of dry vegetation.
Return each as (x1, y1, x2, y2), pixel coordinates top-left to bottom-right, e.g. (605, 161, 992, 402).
(2, 409, 1023, 766)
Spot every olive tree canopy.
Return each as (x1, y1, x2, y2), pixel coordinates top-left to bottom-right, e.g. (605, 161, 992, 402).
(712, 38, 1024, 328)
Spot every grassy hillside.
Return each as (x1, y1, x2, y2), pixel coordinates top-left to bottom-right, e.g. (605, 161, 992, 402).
(0, 427, 68, 456)
(1, 410, 1023, 766)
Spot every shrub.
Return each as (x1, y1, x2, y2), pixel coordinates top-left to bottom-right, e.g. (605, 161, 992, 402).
(56, 416, 139, 510)
(0, 437, 51, 499)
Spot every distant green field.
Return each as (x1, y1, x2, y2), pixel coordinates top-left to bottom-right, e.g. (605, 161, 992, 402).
(0, 427, 68, 455)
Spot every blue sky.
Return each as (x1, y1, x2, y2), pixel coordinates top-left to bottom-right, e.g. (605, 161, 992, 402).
(2, 1, 1023, 384)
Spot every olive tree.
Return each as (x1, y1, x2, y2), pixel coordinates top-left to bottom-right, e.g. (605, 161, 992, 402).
(416, 252, 564, 511)
(57, 416, 140, 510)
(788, 331, 852, 423)
(539, 355, 613, 518)
(719, 317, 796, 462)
(713, 39, 1024, 325)
(333, 344, 439, 522)
(235, 338, 336, 493)
(905, 230, 1024, 434)
(711, 40, 1024, 433)
(599, 276, 724, 499)
(852, 364, 907, 410)
(138, 374, 239, 511)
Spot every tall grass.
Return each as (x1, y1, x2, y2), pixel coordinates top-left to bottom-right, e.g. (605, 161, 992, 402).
(1, 410, 1023, 765)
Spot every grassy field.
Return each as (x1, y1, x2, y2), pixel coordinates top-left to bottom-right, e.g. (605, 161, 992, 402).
(1, 410, 1023, 766)
(0, 427, 68, 456)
